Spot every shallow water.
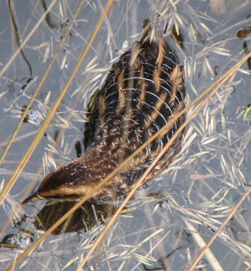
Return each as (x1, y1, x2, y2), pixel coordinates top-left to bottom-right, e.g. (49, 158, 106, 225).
(0, 0, 251, 270)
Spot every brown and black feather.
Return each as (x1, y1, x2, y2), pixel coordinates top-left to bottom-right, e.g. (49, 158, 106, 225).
(23, 21, 185, 203)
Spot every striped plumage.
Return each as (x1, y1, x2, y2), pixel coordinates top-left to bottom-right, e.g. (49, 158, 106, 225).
(24, 20, 185, 203)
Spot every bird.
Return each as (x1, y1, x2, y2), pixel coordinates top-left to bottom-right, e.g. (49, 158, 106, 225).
(23, 20, 185, 203)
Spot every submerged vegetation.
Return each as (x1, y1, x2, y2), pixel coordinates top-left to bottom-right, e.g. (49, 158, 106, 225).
(0, 0, 250, 270)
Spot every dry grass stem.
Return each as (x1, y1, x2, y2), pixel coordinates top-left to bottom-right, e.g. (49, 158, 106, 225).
(1, 2, 250, 271)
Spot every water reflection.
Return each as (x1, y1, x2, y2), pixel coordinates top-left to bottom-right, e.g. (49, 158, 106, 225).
(0, 200, 117, 249)
(33, 200, 116, 234)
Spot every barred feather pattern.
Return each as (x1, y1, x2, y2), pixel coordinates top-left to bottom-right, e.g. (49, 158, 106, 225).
(24, 22, 185, 203)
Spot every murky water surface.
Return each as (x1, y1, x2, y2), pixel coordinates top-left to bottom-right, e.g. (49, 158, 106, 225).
(0, 1, 251, 270)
